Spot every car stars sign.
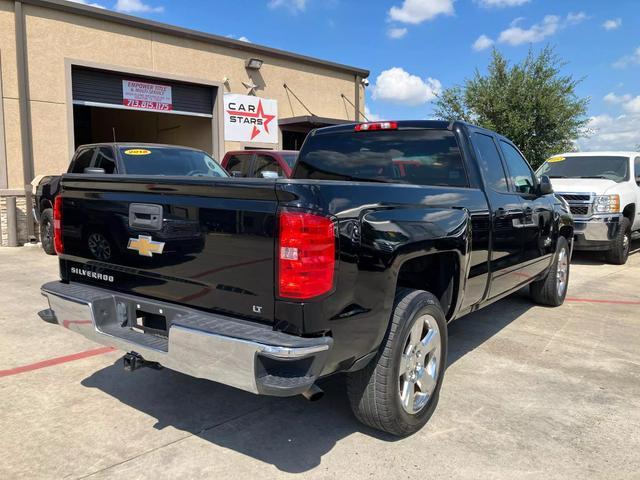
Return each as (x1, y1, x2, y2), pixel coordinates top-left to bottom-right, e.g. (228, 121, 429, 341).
(224, 94, 278, 143)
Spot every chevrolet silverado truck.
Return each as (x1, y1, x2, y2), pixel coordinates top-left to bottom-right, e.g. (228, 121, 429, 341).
(538, 151, 640, 264)
(33, 143, 228, 256)
(40, 121, 573, 436)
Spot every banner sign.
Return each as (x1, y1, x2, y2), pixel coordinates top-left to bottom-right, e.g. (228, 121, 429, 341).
(224, 94, 278, 143)
(122, 80, 172, 111)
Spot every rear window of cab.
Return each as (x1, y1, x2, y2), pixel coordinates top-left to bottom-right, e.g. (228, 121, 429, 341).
(293, 129, 469, 187)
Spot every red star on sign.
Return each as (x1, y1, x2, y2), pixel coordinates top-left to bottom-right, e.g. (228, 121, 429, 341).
(226, 99, 275, 141)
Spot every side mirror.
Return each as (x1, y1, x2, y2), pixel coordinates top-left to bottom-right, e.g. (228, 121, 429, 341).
(636, 175, 640, 186)
(538, 175, 553, 195)
(230, 171, 243, 177)
(260, 171, 279, 179)
(84, 167, 105, 174)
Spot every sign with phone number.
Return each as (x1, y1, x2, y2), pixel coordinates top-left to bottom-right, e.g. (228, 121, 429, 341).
(122, 80, 172, 112)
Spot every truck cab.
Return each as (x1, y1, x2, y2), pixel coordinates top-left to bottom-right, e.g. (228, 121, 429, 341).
(538, 152, 640, 264)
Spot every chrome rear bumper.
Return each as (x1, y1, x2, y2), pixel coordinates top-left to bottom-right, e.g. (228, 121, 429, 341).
(41, 281, 331, 396)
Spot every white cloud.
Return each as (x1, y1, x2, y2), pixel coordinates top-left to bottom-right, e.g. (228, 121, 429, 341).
(613, 46, 640, 68)
(604, 92, 631, 104)
(268, 0, 307, 13)
(227, 34, 251, 43)
(578, 114, 640, 151)
(566, 11, 588, 24)
(472, 34, 494, 51)
(115, 0, 164, 13)
(602, 18, 621, 31)
(68, 0, 106, 8)
(497, 12, 586, 46)
(364, 106, 382, 121)
(387, 27, 408, 39)
(371, 67, 441, 106)
(477, 0, 530, 7)
(603, 91, 640, 114)
(498, 15, 560, 45)
(388, 0, 454, 25)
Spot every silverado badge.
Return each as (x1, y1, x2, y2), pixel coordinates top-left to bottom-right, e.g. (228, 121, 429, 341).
(127, 235, 165, 257)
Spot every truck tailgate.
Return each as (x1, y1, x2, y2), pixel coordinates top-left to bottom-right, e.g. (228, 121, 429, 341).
(59, 176, 278, 323)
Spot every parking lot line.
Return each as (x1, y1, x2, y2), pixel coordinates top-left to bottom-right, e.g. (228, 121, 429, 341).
(566, 297, 640, 305)
(0, 346, 114, 378)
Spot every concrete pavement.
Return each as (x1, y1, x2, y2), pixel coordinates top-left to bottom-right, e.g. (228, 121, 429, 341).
(1, 244, 639, 479)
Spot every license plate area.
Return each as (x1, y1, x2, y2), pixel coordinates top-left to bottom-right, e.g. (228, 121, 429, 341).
(133, 309, 168, 337)
(113, 299, 176, 338)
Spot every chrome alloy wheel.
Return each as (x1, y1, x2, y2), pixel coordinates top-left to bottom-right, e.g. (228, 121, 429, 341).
(398, 314, 441, 414)
(88, 232, 112, 261)
(556, 247, 568, 297)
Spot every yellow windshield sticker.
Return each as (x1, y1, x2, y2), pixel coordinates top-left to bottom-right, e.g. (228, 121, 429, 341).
(547, 156, 565, 163)
(124, 149, 151, 155)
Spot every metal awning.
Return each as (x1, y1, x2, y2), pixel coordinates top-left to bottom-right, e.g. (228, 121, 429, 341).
(278, 116, 352, 131)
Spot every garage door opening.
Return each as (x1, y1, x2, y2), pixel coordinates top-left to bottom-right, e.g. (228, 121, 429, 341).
(71, 66, 216, 155)
(279, 115, 351, 150)
(73, 105, 213, 153)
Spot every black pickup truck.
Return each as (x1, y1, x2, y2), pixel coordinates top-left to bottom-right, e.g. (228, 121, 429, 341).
(40, 121, 573, 436)
(33, 143, 228, 255)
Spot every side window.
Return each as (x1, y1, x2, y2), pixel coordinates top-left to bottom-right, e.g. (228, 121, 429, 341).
(225, 154, 251, 177)
(635, 157, 640, 184)
(253, 155, 284, 178)
(471, 133, 509, 192)
(499, 141, 536, 195)
(94, 147, 116, 174)
(70, 148, 95, 173)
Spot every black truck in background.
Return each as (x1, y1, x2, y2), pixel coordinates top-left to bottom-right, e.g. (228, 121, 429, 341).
(33, 143, 228, 255)
(40, 121, 573, 436)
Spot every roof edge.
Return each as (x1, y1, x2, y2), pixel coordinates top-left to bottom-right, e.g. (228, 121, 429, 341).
(23, 0, 370, 78)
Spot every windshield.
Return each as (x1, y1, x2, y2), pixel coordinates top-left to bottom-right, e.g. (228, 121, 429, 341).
(282, 153, 298, 169)
(119, 147, 228, 177)
(293, 129, 468, 187)
(537, 155, 629, 183)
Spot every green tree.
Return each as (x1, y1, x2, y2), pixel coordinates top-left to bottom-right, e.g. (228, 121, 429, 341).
(434, 46, 590, 169)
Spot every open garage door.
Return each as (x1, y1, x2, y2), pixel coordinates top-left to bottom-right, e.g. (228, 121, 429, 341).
(71, 67, 216, 154)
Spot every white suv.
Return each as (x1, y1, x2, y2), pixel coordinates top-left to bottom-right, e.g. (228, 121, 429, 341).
(537, 151, 640, 264)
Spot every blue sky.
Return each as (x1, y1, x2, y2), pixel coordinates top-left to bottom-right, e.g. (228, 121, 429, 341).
(77, 0, 640, 150)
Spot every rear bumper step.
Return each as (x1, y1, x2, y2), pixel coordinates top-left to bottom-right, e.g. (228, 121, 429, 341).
(40, 281, 331, 396)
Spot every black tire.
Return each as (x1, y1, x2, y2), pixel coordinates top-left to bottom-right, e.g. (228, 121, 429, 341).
(605, 217, 631, 265)
(530, 236, 570, 306)
(346, 288, 448, 437)
(39, 208, 56, 255)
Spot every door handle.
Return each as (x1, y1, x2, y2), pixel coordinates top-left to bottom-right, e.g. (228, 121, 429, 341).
(495, 208, 522, 218)
(129, 203, 163, 230)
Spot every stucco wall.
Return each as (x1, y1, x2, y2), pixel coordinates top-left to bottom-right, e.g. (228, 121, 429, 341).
(4, 3, 362, 183)
(0, 0, 23, 189)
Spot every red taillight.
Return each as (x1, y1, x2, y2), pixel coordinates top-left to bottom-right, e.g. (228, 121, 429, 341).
(355, 121, 398, 132)
(53, 196, 64, 254)
(278, 210, 336, 299)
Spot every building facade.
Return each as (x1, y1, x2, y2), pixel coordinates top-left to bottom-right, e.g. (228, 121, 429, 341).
(0, 0, 369, 245)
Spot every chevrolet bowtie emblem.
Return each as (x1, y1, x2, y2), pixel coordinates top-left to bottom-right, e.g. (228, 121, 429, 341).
(127, 235, 165, 257)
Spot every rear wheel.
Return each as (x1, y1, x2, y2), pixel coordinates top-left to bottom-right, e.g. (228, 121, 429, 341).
(605, 217, 631, 265)
(530, 236, 570, 306)
(347, 288, 447, 436)
(39, 208, 56, 255)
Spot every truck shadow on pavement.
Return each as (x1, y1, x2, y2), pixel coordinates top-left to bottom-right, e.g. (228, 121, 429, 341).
(81, 292, 535, 473)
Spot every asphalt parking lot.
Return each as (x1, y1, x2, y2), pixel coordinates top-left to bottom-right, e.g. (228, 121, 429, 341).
(1, 244, 639, 479)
